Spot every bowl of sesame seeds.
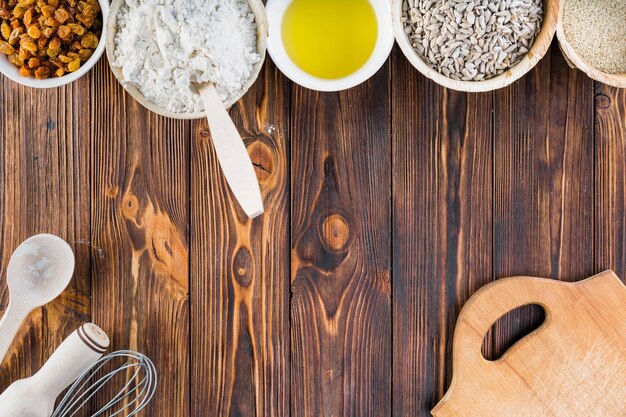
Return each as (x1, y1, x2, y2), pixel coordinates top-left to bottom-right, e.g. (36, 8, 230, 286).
(556, 0, 625, 89)
(392, 0, 560, 92)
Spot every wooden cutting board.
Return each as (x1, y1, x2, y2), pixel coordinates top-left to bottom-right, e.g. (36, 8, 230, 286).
(432, 270, 626, 417)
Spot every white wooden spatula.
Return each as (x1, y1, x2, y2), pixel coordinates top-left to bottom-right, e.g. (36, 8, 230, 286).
(197, 83, 264, 219)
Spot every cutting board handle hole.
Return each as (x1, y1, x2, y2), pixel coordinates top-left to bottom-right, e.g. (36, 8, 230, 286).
(481, 304, 546, 361)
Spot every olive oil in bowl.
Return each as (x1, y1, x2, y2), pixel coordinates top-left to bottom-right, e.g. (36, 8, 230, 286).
(281, 0, 378, 79)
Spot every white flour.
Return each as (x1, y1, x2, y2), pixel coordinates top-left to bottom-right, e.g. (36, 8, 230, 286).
(113, 0, 260, 113)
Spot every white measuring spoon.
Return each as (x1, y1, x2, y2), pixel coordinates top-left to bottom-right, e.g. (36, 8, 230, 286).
(197, 82, 264, 219)
(0, 234, 75, 365)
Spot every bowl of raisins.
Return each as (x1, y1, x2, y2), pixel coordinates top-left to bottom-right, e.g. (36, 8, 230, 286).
(0, 0, 106, 88)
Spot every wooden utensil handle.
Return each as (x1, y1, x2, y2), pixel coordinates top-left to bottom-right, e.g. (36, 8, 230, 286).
(199, 83, 264, 219)
(30, 324, 109, 395)
(0, 301, 28, 366)
(453, 276, 564, 364)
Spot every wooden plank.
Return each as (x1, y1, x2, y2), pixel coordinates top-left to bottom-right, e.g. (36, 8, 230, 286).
(0, 77, 91, 389)
(391, 50, 493, 416)
(595, 85, 626, 280)
(289, 68, 391, 416)
(190, 61, 291, 417)
(492, 48, 595, 357)
(90, 61, 190, 416)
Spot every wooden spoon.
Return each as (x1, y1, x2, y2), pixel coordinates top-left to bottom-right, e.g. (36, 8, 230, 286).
(197, 82, 264, 219)
(0, 234, 75, 365)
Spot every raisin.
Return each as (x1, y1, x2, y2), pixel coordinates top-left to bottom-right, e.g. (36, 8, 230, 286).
(74, 13, 91, 27)
(40, 26, 53, 37)
(27, 56, 39, 67)
(7, 52, 22, 65)
(56, 24, 71, 39)
(67, 22, 83, 35)
(44, 17, 60, 27)
(47, 35, 59, 49)
(1, 21, 10, 40)
(24, 9, 35, 26)
(0, 39, 15, 54)
(18, 65, 31, 76)
(12, 6, 25, 18)
(18, 45, 28, 59)
(77, 47, 90, 61)
(66, 56, 79, 71)
(80, 31, 96, 48)
(48, 55, 62, 66)
(41, 5, 55, 17)
(19, 35, 37, 51)
(34, 65, 49, 78)
(82, 4, 96, 17)
(54, 7, 69, 23)
(26, 24, 40, 39)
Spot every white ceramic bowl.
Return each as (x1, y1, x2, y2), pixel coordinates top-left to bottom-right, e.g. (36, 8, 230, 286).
(266, 0, 394, 92)
(0, 0, 108, 89)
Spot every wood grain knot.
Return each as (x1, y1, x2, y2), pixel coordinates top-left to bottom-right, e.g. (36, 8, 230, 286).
(233, 246, 253, 287)
(247, 140, 274, 183)
(321, 214, 350, 251)
(595, 94, 611, 109)
(200, 130, 210, 137)
(106, 186, 118, 198)
(122, 194, 139, 218)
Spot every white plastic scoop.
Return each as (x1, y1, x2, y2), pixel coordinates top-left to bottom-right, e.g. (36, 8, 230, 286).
(0, 234, 75, 365)
(197, 82, 264, 219)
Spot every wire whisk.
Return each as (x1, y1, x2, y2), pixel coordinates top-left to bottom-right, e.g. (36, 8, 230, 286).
(51, 350, 157, 417)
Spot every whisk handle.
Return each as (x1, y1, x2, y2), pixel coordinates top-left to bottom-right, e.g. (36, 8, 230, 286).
(31, 324, 110, 399)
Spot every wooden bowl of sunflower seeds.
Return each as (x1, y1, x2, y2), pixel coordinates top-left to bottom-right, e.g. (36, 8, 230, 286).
(556, 0, 625, 89)
(393, 0, 559, 92)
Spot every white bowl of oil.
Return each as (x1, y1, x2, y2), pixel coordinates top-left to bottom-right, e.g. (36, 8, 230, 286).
(266, 0, 394, 92)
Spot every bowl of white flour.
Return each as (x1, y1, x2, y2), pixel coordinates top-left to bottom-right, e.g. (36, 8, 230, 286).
(106, 0, 268, 119)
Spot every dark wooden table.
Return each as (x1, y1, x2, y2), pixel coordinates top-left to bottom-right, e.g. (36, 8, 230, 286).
(0, 42, 625, 416)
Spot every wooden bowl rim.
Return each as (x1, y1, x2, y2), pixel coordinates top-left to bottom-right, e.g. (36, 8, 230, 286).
(105, 0, 268, 120)
(555, 0, 626, 89)
(391, 0, 560, 92)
